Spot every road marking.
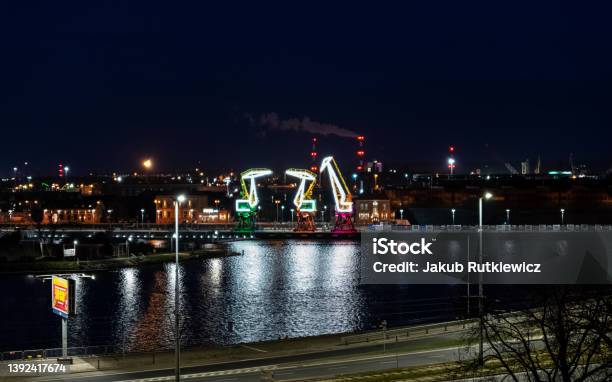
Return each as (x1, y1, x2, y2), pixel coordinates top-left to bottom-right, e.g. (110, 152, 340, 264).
(380, 361, 397, 364)
(241, 344, 268, 353)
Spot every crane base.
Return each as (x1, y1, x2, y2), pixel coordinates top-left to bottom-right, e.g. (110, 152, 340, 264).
(293, 212, 316, 232)
(331, 212, 357, 233)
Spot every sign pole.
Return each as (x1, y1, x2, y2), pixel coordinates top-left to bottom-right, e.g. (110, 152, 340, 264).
(62, 317, 68, 358)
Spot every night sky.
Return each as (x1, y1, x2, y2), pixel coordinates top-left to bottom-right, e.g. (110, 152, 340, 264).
(2, 1, 612, 176)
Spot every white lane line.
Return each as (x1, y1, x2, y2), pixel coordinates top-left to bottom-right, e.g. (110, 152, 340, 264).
(380, 361, 397, 364)
(241, 344, 268, 353)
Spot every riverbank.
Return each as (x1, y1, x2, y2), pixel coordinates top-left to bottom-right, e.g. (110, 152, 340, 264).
(0, 245, 239, 274)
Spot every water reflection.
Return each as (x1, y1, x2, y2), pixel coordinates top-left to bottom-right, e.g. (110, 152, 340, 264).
(1, 240, 462, 351)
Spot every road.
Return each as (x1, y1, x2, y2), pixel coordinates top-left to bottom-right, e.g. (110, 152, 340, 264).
(32, 333, 475, 382)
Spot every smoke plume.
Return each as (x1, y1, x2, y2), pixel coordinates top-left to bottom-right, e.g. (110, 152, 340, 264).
(253, 112, 358, 138)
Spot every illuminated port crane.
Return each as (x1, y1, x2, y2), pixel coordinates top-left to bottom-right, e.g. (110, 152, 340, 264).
(320, 156, 356, 233)
(285, 168, 317, 232)
(235, 168, 272, 232)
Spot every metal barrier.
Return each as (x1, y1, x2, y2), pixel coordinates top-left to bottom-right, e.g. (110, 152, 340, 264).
(340, 319, 477, 345)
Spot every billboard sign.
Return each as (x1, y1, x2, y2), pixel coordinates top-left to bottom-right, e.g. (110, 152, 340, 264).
(51, 276, 70, 318)
(63, 248, 75, 257)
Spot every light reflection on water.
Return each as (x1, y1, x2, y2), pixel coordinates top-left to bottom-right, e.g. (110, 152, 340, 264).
(0, 240, 462, 351)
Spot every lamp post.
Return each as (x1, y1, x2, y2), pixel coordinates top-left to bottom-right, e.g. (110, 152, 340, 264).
(174, 194, 186, 382)
(290, 208, 294, 225)
(125, 236, 132, 257)
(560, 208, 565, 225)
(399, 209, 404, 220)
(478, 192, 493, 365)
(448, 157, 455, 176)
(107, 209, 113, 228)
(274, 200, 280, 223)
(323, 205, 327, 223)
(505, 209, 511, 225)
(281, 205, 285, 223)
(140, 208, 145, 227)
(451, 208, 456, 225)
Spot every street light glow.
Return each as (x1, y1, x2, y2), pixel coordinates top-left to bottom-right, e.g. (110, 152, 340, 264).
(177, 194, 186, 203)
(484, 192, 493, 199)
(142, 158, 153, 169)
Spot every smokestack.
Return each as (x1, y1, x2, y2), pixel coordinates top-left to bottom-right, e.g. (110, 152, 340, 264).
(356, 135, 365, 172)
(310, 137, 318, 172)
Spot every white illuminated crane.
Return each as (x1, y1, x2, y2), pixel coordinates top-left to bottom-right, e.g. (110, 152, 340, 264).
(320, 156, 353, 213)
(320, 156, 356, 232)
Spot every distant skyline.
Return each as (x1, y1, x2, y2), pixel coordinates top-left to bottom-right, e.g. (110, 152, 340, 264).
(2, 2, 612, 176)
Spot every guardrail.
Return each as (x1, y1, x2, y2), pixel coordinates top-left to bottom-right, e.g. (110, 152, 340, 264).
(340, 319, 477, 345)
(1, 345, 123, 361)
(369, 224, 612, 232)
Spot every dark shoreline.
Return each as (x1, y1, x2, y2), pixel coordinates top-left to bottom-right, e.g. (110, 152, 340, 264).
(0, 248, 240, 274)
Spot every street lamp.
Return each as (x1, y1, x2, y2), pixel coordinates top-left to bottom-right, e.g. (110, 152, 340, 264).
(174, 194, 186, 382)
(140, 208, 145, 227)
(290, 208, 294, 225)
(274, 200, 280, 223)
(448, 157, 455, 176)
(451, 208, 456, 225)
(281, 205, 285, 223)
(505, 209, 511, 225)
(399, 209, 404, 220)
(477, 191, 493, 365)
(560, 208, 565, 225)
(142, 158, 152, 170)
(73, 240, 78, 258)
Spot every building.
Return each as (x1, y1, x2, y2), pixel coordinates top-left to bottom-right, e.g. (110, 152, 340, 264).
(154, 193, 229, 224)
(354, 196, 391, 224)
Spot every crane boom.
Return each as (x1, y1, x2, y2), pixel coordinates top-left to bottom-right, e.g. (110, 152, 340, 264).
(236, 168, 272, 212)
(285, 169, 317, 212)
(320, 156, 352, 213)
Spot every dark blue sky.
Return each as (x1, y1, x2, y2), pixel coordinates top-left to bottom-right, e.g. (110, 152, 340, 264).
(1, 1, 612, 175)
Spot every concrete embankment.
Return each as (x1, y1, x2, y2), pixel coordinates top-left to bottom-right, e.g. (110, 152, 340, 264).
(0, 245, 239, 274)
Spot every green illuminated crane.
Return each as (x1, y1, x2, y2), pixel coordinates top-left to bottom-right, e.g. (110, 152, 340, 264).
(235, 168, 272, 232)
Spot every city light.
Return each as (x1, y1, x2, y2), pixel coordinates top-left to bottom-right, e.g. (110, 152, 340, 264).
(142, 158, 153, 169)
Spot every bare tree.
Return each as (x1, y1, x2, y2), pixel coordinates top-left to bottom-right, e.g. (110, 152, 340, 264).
(475, 286, 612, 381)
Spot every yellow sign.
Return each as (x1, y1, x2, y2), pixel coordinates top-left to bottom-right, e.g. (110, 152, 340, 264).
(52, 276, 70, 318)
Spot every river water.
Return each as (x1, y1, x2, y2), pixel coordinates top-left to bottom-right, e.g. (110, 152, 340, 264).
(0, 240, 464, 352)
